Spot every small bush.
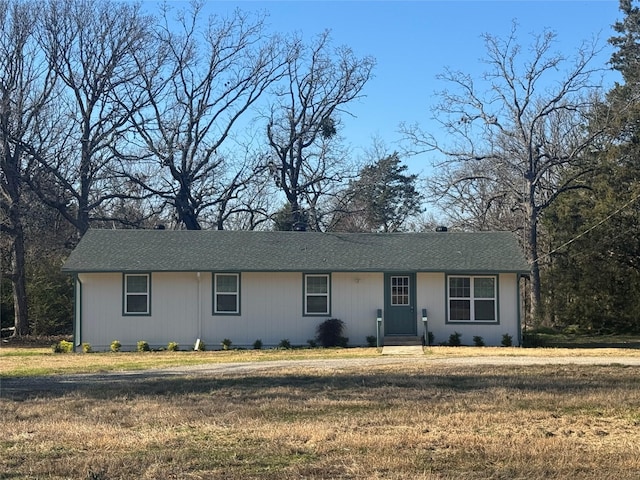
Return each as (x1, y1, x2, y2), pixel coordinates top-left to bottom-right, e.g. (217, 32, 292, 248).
(167, 342, 179, 351)
(82, 342, 93, 353)
(52, 340, 73, 353)
(307, 339, 317, 348)
(110, 340, 122, 352)
(473, 336, 485, 347)
(137, 340, 150, 352)
(427, 332, 435, 346)
(253, 339, 263, 350)
(448, 332, 462, 346)
(366, 335, 377, 347)
(501, 333, 513, 347)
(278, 339, 291, 349)
(221, 338, 232, 350)
(316, 318, 346, 347)
(195, 339, 206, 351)
(563, 324, 582, 335)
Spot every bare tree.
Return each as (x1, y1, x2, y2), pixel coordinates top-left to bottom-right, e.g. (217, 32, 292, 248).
(266, 30, 375, 231)
(402, 23, 610, 319)
(213, 148, 279, 230)
(0, 0, 57, 335)
(23, 0, 153, 237)
(118, 3, 288, 230)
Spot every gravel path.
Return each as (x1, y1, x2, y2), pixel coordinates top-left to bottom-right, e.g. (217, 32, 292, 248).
(3, 354, 640, 400)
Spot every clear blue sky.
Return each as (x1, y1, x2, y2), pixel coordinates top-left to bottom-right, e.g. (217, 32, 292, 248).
(156, 1, 623, 173)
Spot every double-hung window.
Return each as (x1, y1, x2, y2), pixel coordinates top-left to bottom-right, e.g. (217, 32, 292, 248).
(448, 276, 497, 322)
(214, 273, 240, 314)
(304, 274, 330, 315)
(124, 273, 150, 315)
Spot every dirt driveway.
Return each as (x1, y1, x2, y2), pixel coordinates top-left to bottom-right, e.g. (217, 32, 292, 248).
(2, 353, 640, 400)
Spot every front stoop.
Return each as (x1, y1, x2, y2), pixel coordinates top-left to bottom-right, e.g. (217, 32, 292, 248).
(381, 345, 424, 355)
(383, 335, 422, 346)
(381, 336, 424, 355)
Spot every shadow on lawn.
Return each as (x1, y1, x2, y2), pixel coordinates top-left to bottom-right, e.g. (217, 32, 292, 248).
(1, 363, 635, 402)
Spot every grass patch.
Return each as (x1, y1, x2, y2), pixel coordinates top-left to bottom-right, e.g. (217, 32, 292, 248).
(3, 345, 640, 378)
(2, 363, 640, 479)
(0, 348, 379, 378)
(522, 331, 640, 349)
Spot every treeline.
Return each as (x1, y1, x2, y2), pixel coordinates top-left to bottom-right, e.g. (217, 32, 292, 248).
(402, 1, 640, 333)
(1, 0, 427, 335)
(2, 0, 640, 336)
(541, 0, 640, 332)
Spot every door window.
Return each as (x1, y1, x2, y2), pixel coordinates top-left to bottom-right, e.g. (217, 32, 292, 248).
(390, 276, 410, 306)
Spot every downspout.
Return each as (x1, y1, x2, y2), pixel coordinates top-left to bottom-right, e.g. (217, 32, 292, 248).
(73, 274, 82, 352)
(197, 272, 202, 341)
(517, 273, 523, 347)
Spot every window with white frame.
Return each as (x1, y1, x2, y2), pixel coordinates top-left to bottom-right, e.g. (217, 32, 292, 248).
(448, 276, 497, 322)
(124, 273, 150, 315)
(214, 273, 240, 314)
(304, 274, 330, 315)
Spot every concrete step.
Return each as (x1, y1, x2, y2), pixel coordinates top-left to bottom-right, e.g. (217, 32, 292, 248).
(381, 345, 424, 355)
(383, 335, 422, 346)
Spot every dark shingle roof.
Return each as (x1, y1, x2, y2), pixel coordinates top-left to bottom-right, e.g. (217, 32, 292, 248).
(62, 229, 529, 274)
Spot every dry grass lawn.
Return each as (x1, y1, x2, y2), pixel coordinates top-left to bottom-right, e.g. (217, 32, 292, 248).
(3, 345, 640, 378)
(2, 351, 640, 479)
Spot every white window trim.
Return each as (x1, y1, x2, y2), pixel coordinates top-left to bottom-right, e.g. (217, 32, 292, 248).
(447, 275, 498, 323)
(123, 273, 150, 315)
(304, 273, 331, 316)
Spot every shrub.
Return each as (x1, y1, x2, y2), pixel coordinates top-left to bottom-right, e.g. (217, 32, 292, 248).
(221, 338, 232, 350)
(501, 334, 513, 347)
(137, 340, 150, 352)
(278, 339, 291, 349)
(563, 324, 581, 335)
(52, 340, 73, 353)
(110, 340, 121, 352)
(316, 318, 346, 347)
(473, 336, 485, 347)
(82, 342, 93, 353)
(427, 332, 435, 346)
(195, 339, 206, 351)
(366, 335, 377, 347)
(167, 342, 179, 351)
(448, 332, 462, 346)
(307, 339, 317, 348)
(253, 339, 263, 350)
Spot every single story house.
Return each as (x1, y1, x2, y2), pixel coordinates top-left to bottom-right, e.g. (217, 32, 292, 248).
(62, 229, 529, 350)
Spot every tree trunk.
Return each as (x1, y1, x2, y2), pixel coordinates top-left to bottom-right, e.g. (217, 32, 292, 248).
(3, 145, 29, 335)
(289, 198, 306, 231)
(526, 186, 541, 324)
(176, 186, 201, 230)
(9, 215, 29, 336)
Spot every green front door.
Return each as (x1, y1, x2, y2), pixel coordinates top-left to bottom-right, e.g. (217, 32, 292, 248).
(384, 273, 417, 335)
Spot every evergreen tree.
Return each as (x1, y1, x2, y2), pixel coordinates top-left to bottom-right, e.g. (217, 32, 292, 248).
(331, 153, 423, 233)
(542, 0, 640, 332)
